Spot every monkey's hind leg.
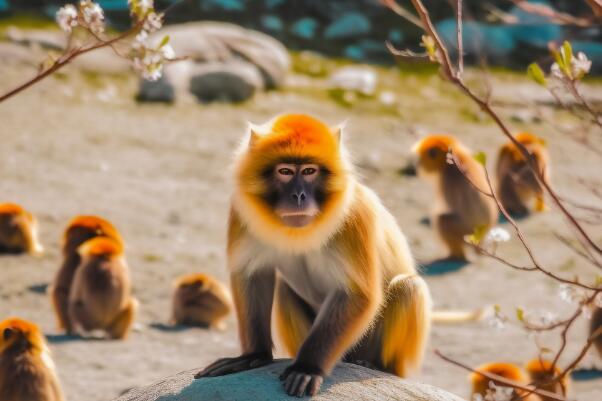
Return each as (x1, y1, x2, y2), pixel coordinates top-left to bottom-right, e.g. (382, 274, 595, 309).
(107, 298, 139, 339)
(274, 278, 315, 357)
(379, 274, 432, 377)
(435, 213, 469, 261)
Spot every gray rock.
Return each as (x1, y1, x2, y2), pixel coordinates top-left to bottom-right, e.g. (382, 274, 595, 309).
(136, 73, 175, 103)
(113, 360, 466, 401)
(189, 60, 262, 103)
(154, 22, 290, 89)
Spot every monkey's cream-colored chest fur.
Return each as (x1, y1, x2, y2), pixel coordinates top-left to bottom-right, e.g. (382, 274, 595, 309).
(234, 237, 349, 311)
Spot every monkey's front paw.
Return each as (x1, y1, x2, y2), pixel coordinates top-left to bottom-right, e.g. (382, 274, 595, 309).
(194, 352, 272, 378)
(279, 363, 324, 397)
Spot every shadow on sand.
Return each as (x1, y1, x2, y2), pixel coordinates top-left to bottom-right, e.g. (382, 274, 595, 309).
(419, 258, 469, 276)
(149, 322, 208, 332)
(571, 368, 602, 381)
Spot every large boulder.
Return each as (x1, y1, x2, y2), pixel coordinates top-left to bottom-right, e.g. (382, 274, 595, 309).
(114, 360, 466, 401)
(137, 22, 290, 103)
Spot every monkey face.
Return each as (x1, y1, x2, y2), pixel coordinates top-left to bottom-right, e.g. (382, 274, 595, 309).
(0, 318, 40, 354)
(267, 162, 325, 227)
(412, 135, 457, 174)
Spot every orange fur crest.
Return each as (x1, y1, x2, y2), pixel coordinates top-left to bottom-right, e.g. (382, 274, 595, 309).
(174, 273, 211, 288)
(233, 114, 354, 252)
(65, 215, 122, 243)
(0, 317, 45, 354)
(78, 237, 123, 257)
(525, 359, 560, 375)
(412, 134, 458, 156)
(0, 203, 26, 215)
(500, 132, 546, 162)
(470, 362, 526, 386)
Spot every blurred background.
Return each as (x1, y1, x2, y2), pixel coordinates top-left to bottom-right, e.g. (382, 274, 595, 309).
(0, 1, 601, 401)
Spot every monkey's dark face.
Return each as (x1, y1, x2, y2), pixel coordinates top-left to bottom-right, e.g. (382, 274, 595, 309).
(266, 162, 325, 227)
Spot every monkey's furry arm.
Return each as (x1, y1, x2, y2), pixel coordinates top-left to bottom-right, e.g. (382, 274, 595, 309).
(195, 269, 275, 378)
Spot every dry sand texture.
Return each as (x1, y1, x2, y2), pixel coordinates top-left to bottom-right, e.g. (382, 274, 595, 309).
(0, 61, 601, 401)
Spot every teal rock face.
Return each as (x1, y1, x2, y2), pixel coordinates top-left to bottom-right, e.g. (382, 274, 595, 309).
(324, 12, 371, 39)
(291, 17, 318, 40)
(114, 360, 468, 401)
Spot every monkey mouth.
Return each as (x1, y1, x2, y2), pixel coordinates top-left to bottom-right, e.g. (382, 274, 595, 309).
(278, 211, 317, 228)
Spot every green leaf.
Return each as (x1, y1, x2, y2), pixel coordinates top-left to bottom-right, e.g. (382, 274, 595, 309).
(467, 224, 488, 245)
(494, 304, 501, 313)
(516, 307, 524, 322)
(159, 35, 170, 48)
(562, 41, 573, 68)
(527, 63, 547, 86)
(473, 151, 487, 166)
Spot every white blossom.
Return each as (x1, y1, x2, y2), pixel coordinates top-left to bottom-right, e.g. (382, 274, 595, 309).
(550, 63, 564, 80)
(558, 283, 587, 304)
(582, 304, 594, 320)
(485, 227, 511, 243)
(56, 4, 78, 32)
(129, 0, 154, 19)
(131, 40, 175, 81)
(524, 310, 558, 327)
(143, 12, 163, 33)
(484, 382, 515, 401)
(80, 1, 105, 34)
(571, 52, 592, 80)
(488, 314, 506, 331)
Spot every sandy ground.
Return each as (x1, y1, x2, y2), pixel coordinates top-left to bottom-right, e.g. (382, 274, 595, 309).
(0, 59, 601, 401)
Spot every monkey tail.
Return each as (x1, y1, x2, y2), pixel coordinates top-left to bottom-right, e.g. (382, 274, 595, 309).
(431, 306, 493, 324)
(381, 273, 432, 377)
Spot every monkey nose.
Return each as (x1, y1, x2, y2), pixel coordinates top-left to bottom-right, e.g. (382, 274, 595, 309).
(291, 191, 306, 206)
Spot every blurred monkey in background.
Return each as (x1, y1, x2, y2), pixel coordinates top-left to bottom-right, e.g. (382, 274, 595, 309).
(0, 203, 43, 255)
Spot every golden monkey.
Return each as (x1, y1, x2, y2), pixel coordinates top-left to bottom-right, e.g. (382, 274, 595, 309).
(0, 203, 43, 255)
(525, 359, 569, 401)
(68, 237, 138, 339)
(196, 114, 432, 397)
(171, 273, 233, 329)
(412, 135, 498, 261)
(51, 215, 123, 333)
(470, 362, 538, 401)
(591, 306, 602, 359)
(496, 132, 550, 216)
(0, 318, 65, 401)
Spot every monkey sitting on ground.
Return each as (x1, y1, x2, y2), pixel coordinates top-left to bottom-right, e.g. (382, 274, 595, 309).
(525, 359, 570, 401)
(0, 203, 43, 255)
(171, 273, 233, 329)
(50, 215, 123, 334)
(412, 135, 498, 261)
(496, 132, 550, 216)
(0, 317, 65, 401)
(470, 362, 538, 401)
(68, 237, 138, 339)
(196, 114, 432, 397)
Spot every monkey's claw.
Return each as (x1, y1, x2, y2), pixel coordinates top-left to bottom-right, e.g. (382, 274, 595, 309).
(194, 352, 272, 378)
(280, 364, 324, 397)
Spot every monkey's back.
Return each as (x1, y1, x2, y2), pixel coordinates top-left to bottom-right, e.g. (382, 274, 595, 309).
(69, 256, 131, 331)
(0, 353, 63, 401)
(439, 158, 497, 232)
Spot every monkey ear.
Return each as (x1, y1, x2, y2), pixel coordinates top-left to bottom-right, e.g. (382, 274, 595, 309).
(332, 120, 347, 143)
(247, 123, 262, 147)
(3, 327, 13, 341)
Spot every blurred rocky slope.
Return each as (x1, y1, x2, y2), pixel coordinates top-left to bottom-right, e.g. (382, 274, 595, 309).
(1, 0, 601, 71)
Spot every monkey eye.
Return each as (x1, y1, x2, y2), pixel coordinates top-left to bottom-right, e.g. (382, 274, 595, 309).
(3, 327, 13, 341)
(427, 148, 439, 159)
(301, 167, 317, 175)
(278, 168, 295, 176)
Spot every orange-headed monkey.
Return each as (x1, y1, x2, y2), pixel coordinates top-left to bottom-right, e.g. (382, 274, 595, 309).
(470, 362, 538, 401)
(68, 237, 137, 339)
(525, 359, 569, 401)
(496, 132, 549, 216)
(0, 203, 43, 255)
(0, 318, 65, 401)
(51, 215, 123, 333)
(196, 114, 432, 396)
(412, 135, 498, 261)
(171, 273, 233, 329)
